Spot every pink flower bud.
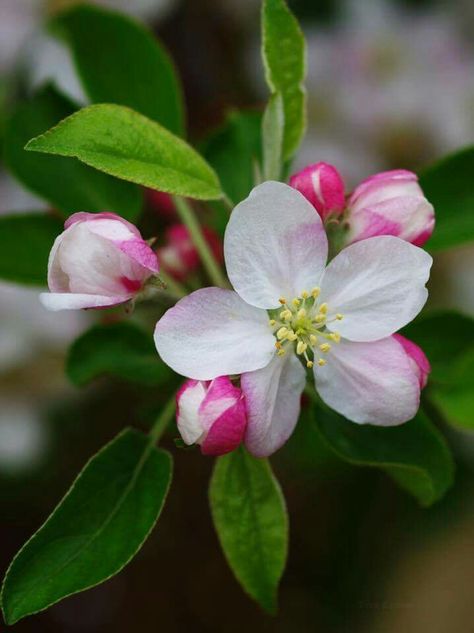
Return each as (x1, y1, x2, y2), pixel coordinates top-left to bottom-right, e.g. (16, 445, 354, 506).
(40, 212, 159, 311)
(157, 224, 223, 281)
(145, 189, 176, 220)
(347, 170, 435, 246)
(393, 334, 431, 389)
(176, 376, 247, 456)
(289, 162, 346, 220)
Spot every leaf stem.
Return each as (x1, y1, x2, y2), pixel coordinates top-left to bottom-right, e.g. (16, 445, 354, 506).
(173, 195, 228, 288)
(221, 193, 235, 212)
(149, 396, 176, 445)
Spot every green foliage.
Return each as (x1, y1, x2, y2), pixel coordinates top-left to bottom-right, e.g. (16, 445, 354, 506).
(261, 0, 306, 160)
(200, 110, 262, 207)
(209, 448, 288, 613)
(4, 86, 142, 219)
(67, 322, 173, 387)
(53, 4, 184, 135)
(315, 407, 454, 506)
(430, 350, 474, 430)
(26, 104, 222, 201)
(262, 92, 284, 181)
(0, 213, 62, 285)
(1, 429, 172, 624)
(420, 147, 474, 251)
(402, 311, 474, 382)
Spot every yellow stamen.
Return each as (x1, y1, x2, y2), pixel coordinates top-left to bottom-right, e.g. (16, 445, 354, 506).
(329, 332, 341, 343)
(275, 341, 282, 349)
(297, 308, 307, 319)
(280, 309, 292, 321)
(320, 343, 331, 353)
(296, 341, 307, 355)
(292, 298, 301, 307)
(318, 358, 326, 366)
(277, 327, 289, 340)
(287, 330, 298, 341)
(306, 360, 314, 369)
(319, 302, 328, 314)
(336, 313, 344, 320)
(311, 287, 321, 298)
(314, 314, 326, 323)
(277, 348, 286, 356)
(309, 334, 318, 346)
(268, 319, 276, 326)
(279, 297, 287, 304)
(301, 290, 309, 299)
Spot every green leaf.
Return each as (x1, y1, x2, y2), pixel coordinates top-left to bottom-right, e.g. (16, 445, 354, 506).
(0, 213, 62, 286)
(26, 104, 222, 201)
(67, 322, 172, 387)
(315, 407, 454, 506)
(420, 147, 474, 251)
(262, 92, 284, 181)
(4, 86, 142, 219)
(200, 110, 262, 207)
(53, 4, 184, 135)
(262, 0, 306, 160)
(209, 447, 288, 613)
(402, 311, 474, 382)
(1, 428, 172, 624)
(430, 350, 474, 430)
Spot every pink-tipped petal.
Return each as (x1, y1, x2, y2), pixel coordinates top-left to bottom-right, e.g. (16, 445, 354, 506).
(154, 288, 275, 380)
(320, 236, 432, 342)
(243, 352, 306, 457)
(393, 334, 431, 389)
(289, 162, 346, 220)
(64, 212, 141, 238)
(224, 182, 328, 309)
(176, 379, 208, 445)
(314, 337, 420, 426)
(201, 395, 247, 456)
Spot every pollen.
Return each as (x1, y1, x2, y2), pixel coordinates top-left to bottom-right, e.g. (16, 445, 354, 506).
(329, 332, 341, 343)
(309, 334, 318, 346)
(301, 290, 309, 299)
(277, 348, 286, 356)
(277, 327, 289, 340)
(268, 319, 276, 326)
(314, 314, 326, 323)
(296, 341, 307, 355)
(317, 358, 326, 366)
(319, 303, 328, 314)
(320, 343, 331, 353)
(279, 297, 287, 304)
(292, 298, 301, 307)
(311, 287, 320, 298)
(306, 360, 314, 369)
(336, 313, 343, 320)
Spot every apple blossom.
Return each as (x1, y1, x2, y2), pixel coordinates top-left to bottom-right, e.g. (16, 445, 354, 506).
(154, 182, 432, 457)
(393, 334, 431, 389)
(290, 164, 435, 247)
(157, 224, 223, 281)
(40, 212, 159, 311)
(176, 376, 247, 455)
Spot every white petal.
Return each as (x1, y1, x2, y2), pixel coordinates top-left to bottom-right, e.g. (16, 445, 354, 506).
(40, 292, 126, 311)
(224, 181, 328, 309)
(320, 236, 432, 341)
(154, 288, 275, 380)
(176, 380, 207, 445)
(314, 337, 420, 426)
(242, 352, 306, 457)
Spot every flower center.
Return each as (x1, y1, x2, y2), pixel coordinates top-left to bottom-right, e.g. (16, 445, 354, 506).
(268, 287, 343, 368)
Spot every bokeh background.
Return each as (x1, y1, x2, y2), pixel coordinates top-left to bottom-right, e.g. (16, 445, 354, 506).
(1, 1, 473, 631)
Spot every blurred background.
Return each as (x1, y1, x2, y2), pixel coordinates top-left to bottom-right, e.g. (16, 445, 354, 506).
(0, 0, 473, 631)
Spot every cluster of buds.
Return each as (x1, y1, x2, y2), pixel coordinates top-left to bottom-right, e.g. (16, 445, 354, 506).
(290, 162, 435, 248)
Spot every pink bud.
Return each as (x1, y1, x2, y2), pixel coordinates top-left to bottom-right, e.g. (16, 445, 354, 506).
(176, 376, 247, 456)
(40, 212, 159, 311)
(393, 334, 431, 389)
(347, 170, 435, 246)
(145, 189, 176, 220)
(157, 224, 223, 281)
(289, 162, 346, 220)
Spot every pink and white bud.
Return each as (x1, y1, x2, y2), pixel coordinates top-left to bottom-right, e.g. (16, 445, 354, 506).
(157, 224, 223, 281)
(176, 376, 247, 456)
(289, 162, 346, 221)
(40, 212, 159, 311)
(393, 334, 431, 389)
(347, 170, 435, 246)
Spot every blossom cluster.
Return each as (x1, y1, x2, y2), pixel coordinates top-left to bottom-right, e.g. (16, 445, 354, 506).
(40, 164, 434, 457)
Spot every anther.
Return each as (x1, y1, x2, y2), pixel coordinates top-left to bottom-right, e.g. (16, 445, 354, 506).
(277, 327, 289, 340)
(336, 313, 343, 320)
(296, 341, 307, 355)
(280, 309, 292, 321)
(297, 308, 307, 319)
(301, 290, 309, 299)
(311, 287, 320, 298)
(318, 358, 326, 366)
(287, 331, 298, 341)
(320, 343, 331, 353)
(292, 298, 301, 307)
(314, 314, 326, 323)
(329, 332, 341, 343)
(279, 297, 287, 304)
(268, 319, 276, 326)
(277, 349, 286, 356)
(319, 303, 328, 314)
(306, 360, 314, 369)
(275, 341, 282, 349)
(309, 334, 318, 346)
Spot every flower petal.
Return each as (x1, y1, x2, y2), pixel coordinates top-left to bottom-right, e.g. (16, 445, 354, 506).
(320, 236, 432, 341)
(224, 181, 328, 309)
(201, 379, 247, 456)
(242, 352, 306, 457)
(39, 292, 127, 311)
(176, 379, 207, 445)
(154, 288, 275, 380)
(314, 337, 420, 426)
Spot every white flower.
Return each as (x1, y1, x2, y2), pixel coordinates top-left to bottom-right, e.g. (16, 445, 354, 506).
(154, 182, 432, 456)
